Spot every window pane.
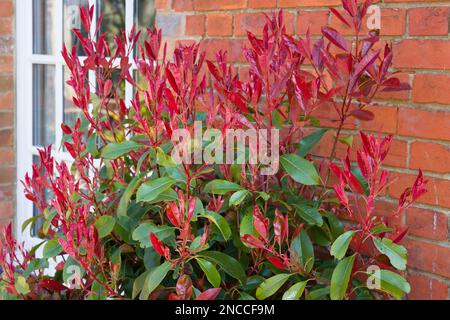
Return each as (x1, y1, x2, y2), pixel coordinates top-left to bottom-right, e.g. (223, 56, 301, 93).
(33, 0, 57, 55)
(64, 0, 90, 56)
(63, 67, 83, 127)
(33, 64, 56, 147)
(135, 0, 156, 30)
(97, 0, 126, 48)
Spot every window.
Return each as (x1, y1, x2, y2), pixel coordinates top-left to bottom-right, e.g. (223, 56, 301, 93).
(16, 0, 155, 246)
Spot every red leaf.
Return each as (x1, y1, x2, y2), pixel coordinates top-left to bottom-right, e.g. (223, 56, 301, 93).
(322, 27, 348, 51)
(103, 80, 113, 97)
(150, 233, 165, 257)
(351, 109, 375, 121)
(329, 8, 351, 28)
(267, 256, 288, 270)
(195, 288, 221, 300)
(39, 279, 68, 292)
(253, 206, 268, 241)
(166, 202, 181, 227)
(349, 50, 380, 91)
(241, 234, 265, 249)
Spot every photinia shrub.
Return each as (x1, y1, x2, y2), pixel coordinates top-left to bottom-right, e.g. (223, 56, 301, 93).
(1, 0, 427, 300)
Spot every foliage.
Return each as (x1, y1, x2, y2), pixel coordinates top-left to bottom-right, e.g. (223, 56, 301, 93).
(0, 0, 427, 300)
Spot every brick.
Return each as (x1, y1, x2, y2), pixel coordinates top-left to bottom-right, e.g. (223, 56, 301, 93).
(156, 14, 184, 37)
(0, 128, 12, 146)
(384, 139, 407, 168)
(0, 184, 14, 200)
(199, 39, 245, 63)
(0, 91, 12, 109)
(0, 1, 12, 17)
(0, 55, 12, 73)
(0, 17, 12, 36)
(407, 272, 448, 300)
(359, 105, 398, 134)
(0, 166, 14, 184)
(235, 12, 295, 37)
(398, 108, 450, 141)
(404, 239, 450, 278)
(406, 207, 448, 241)
(155, 0, 169, 10)
(279, 0, 341, 7)
(172, 0, 193, 11)
(0, 74, 13, 92)
(393, 40, 450, 70)
(0, 148, 14, 166)
(207, 14, 233, 37)
(0, 201, 12, 220)
(297, 10, 329, 36)
(409, 7, 449, 36)
(413, 74, 450, 105)
(0, 36, 13, 55)
(194, 0, 246, 11)
(389, 172, 450, 209)
(186, 15, 206, 36)
(375, 73, 410, 101)
(410, 142, 450, 174)
(248, 0, 277, 9)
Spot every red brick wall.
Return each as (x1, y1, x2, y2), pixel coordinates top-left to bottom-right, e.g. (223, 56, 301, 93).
(154, 0, 450, 299)
(0, 0, 14, 230)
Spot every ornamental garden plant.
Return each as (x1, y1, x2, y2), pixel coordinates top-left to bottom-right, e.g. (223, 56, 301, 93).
(0, 0, 427, 300)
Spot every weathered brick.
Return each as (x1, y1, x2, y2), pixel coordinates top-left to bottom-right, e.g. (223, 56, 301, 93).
(0, 91, 12, 109)
(199, 38, 245, 63)
(279, 0, 341, 7)
(297, 10, 329, 35)
(0, 127, 13, 146)
(409, 7, 449, 36)
(207, 14, 233, 37)
(194, 0, 246, 11)
(172, 0, 193, 12)
(235, 12, 294, 36)
(156, 14, 184, 37)
(393, 40, 450, 70)
(248, 0, 277, 9)
(404, 239, 450, 278)
(406, 207, 448, 241)
(0, 166, 14, 184)
(0, 148, 14, 166)
(0, 1, 13, 18)
(398, 108, 450, 141)
(0, 201, 13, 220)
(407, 272, 449, 300)
(359, 105, 398, 134)
(186, 14, 206, 36)
(413, 74, 450, 105)
(0, 17, 12, 36)
(410, 141, 450, 174)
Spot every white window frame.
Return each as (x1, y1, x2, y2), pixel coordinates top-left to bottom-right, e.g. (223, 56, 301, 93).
(16, 0, 138, 250)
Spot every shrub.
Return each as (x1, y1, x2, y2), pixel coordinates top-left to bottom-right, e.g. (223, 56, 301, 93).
(1, 0, 427, 300)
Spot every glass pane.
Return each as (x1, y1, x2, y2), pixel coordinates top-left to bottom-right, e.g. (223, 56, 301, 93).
(33, 64, 56, 147)
(33, 0, 57, 55)
(97, 0, 126, 48)
(64, 0, 90, 56)
(135, 0, 156, 30)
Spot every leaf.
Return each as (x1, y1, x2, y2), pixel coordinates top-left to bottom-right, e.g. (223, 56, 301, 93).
(371, 269, 411, 300)
(338, 135, 354, 147)
(282, 281, 308, 300)
(330, 231, 355, 260)
(101, 141, 142, 160)
(281, 154, 320, 186)
(156, 147, 176, 167)
(330, 254, 355, 300)
(42, 239, 63, 259)
(195, 288, 221, 300)
(94, 216, 116, 239)
(294, 204, 323, 226)
(297, 129, 328, 157)
(351, 109, 375, 121)
(201, 211, 232, 240)
(117, 173, 145, 216)
(203, 180, 243, 195)
(196, 258, 221, 288)
(132, 222, 175, 249)
(139, 261, 171, 300)
(373, 237, 407, 271)
(229, 190, 250, 207)
(15, 276, 30, 295)
(256, 274, 291, 300)
(132, 271, 149, 299)
(322, 26, 348, 51)
(349, 50, 380, 91)
(291, 229, 315, 273)
(136, 177, 176, 203)
(199, 251, 246, 284)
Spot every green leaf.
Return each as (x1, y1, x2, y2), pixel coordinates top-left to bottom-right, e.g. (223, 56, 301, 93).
(101, 141, 142, 160)
(371, 269, 410, 300)
(15, 276, 30, 295)
(156, 147, 176, 167)
(297, 129, 328, 157)
(330, 254, 356, 300)
(280, 154, 320, 186)
(201, 211, 232, 240)
(132, 222, 175, 249)
(117, 173, 145, 216)
(229, 190, 250, 207)
(196, 258, 221, 288)
(63, 257, 85, 286)
(330, 231, 355, 260)
(199, 251, 246, 284)
(136, 177, 176, 203)
(256, 274, 291, 300)
(132, 271, 149, 299)
(294, 204, 323, 226)
(338, 135, 354, 147)
(282, 281, 308, 300)
(42, 239, 62, 259)
(373, 237, 407, 271)
(203, 180, 243, 195)
(139, 261, 171, 300)
(291, 229, 315, 272)
(94, 216, 116, 238)
(306, 287, 330, 300)
(239, 211, 257, 238)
